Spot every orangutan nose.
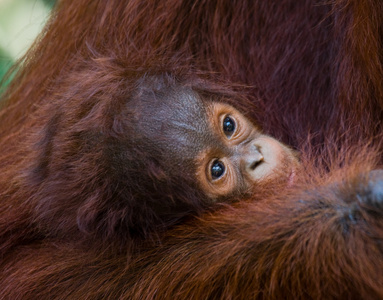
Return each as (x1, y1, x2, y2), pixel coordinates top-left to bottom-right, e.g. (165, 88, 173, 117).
(245, 145, 264, 171)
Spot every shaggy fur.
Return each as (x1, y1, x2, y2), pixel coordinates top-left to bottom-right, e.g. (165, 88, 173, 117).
(0, 0, 382, 299)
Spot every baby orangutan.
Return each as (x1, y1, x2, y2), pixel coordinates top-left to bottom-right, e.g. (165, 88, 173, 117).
(20, 73, 299, 247)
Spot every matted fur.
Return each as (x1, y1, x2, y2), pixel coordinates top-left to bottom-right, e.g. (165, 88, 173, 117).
(0, 0, 382, 299)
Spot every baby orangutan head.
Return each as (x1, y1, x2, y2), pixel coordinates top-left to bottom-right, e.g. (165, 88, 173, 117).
(127, 75, 299, 203)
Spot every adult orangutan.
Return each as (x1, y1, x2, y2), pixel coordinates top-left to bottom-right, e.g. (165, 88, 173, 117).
(0, 0, 382, 299)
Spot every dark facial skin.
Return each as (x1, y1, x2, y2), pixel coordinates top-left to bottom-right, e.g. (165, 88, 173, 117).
(131, 77, 299, 201)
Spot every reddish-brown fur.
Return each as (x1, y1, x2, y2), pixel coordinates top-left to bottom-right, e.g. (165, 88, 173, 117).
(0, 0, 382, 299)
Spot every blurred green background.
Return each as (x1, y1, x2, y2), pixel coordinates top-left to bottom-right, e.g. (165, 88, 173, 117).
(0, 0, 56, 88)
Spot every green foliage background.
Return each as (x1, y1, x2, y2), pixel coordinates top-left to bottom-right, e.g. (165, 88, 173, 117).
(0, 0, 56, 90)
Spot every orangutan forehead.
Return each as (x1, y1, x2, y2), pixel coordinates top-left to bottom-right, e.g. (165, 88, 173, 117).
(129, 79, 216, 168)
(134, 77, 207, 120)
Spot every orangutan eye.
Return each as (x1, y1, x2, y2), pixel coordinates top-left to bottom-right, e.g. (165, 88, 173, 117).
(211, 160, 225, 179)
(223, 116, 235, 138)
